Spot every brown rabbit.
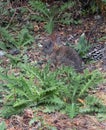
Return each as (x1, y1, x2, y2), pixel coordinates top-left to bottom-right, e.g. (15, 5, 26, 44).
(51, 45, 83, 72)
(43, 32, 82, 72)
(43, 37, 83, 72)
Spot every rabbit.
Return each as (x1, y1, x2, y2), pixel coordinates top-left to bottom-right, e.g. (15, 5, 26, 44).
(43, 40, 83, 72)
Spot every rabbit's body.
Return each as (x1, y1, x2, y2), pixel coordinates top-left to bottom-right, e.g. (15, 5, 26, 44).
(43, 40, 83, 72)
(50, 45, 83, 72)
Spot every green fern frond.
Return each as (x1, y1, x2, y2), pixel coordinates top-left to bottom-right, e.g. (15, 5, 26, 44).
(97, 113, 106, 121)
(13, 99, 31, 107)
(80, 95, 106, 115)
(79, 70, 102, 96)
(0, 121, 6, 130)
(0, 105, 23, 118)
(0, 27, 34, 49)
(29, 0, 50, 18)
(65, 103, 79, 118)
(43, 105, 62, 113)
(59, 1, 74, 12)
(40, 96, 64, 105)
(29, 0, 75, 33)
(0, 27, 15, 43)
(16, 28, 34, 47)
(0, 63, 105, 118)
(45, 18, 54, 34)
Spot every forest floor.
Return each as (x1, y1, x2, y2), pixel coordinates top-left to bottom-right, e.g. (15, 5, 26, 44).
(0, 1, 106, 130)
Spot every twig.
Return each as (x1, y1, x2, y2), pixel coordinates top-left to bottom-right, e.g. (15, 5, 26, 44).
(5, 9, 17, 29)
(25, 6, 36, 15)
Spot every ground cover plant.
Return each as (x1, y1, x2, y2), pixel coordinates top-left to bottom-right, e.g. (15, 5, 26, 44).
(0, 63, 105, 119)
(29, 0, 76, 34)
(0, 27, 34, 50)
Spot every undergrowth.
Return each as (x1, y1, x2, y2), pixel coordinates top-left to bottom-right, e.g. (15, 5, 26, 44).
(0, 27, 34, 50)
(29, 0, 80, 34)
(0, 63, 105, 119)
(0, 121, 6, 130)
(73, 33, 91, 58)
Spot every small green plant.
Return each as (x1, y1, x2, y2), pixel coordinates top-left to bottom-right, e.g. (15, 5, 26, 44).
(98, 36, 106, 42)
(74, 33, 91, 58)
(79, 95, 106, 120)
(29, 0, 75, 34)
(0, 62, 105, 118)
(0, 1, 11, 27)
(80, 95, 106, 113)
(0, 27, 34, 50)
(0, 121, 6, 130)
(6, 54, 22, 66)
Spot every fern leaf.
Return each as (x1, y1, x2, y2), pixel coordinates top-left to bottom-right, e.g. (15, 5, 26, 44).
(0, 27, 15, 43)
(29, 0, 49, 18)
(45, 18, 54, 34)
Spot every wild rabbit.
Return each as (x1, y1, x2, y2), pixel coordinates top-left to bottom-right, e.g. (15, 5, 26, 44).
(43, 39, 83, 72)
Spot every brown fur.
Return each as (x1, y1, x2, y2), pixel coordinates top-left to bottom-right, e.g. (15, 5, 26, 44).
(43, 40, 83, 72)
(50, 45, 83, 72)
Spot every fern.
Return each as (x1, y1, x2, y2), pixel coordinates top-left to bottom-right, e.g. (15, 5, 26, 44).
(29, 0, 75, 34)
(0, 41, 7, 50)
(0, 121, 6, 130)
(39, 96, 64, 106)
(65, 103, 79, 118)
(0, 63, 105, 118)
(80, 95, 106, 116)
(16, 28, 34, 48)
(0, 27, 34, 49)
(97, 113, 106, 121)
(41, 96, 64, 113)
(0, 27, 15, 49)
(29, 0, 50, 18)
(0, 105, 23, 118)
(44, 17, 54, 34)
(74, 33, 91, 58)
(79, 69, 102, 96)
